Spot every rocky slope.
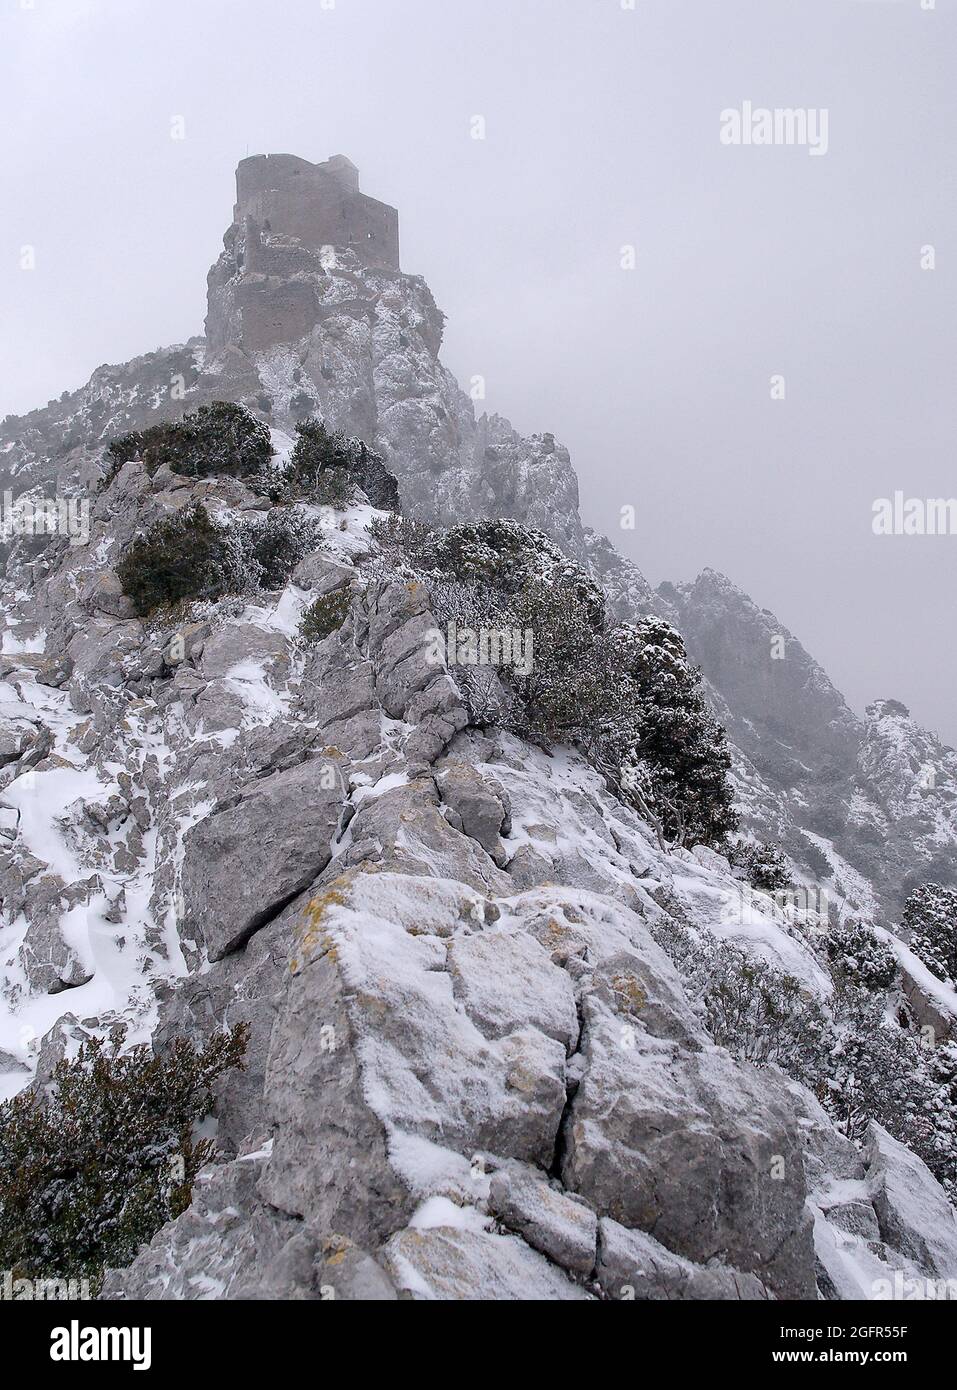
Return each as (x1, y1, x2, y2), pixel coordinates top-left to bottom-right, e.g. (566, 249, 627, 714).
(2, 155, 957, 1300)
(657, 572, 957, 924)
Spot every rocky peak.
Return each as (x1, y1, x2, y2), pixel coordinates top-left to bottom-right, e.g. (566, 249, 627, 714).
(657, 568, 861, 778)
(860, 699, 957, 823)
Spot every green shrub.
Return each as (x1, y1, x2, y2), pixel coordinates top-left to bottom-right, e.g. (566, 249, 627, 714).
(368, 512, 432, 567)
(311, 466, 356, 510)
(731, 840, 793, 893)
(117, 504, 324, 617)
(116, 503, 228, 616)
(603, 617, 738, 849)
(902, 883, 957, 986)
(825, 919, 898, 990)
(105, 402, 272, 487)
(0, 1026, 247, 1291)
(282, 419, 399, 510)
(228, 508, 325, 592)
(300, 589, 352, 642)
(703, 943, 831, 1085)
(824, 988, 941, 1152)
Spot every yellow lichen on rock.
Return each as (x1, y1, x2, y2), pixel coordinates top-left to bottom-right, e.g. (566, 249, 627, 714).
(290, 877, 353, 972)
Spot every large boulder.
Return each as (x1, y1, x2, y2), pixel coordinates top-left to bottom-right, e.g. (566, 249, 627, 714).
(562, 993, 815, 1299)
(181, 756, 348, 960)
(865, 1123, 957, 1281)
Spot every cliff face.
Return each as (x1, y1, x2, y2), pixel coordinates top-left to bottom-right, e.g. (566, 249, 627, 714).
(658, 569, 861, 775)
(3, 156, 957, 1300)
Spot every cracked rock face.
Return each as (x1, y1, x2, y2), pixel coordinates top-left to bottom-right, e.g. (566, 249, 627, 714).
(181, 757, 348, 962)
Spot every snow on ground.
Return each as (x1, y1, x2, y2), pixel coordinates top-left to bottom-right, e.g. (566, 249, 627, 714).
(4, 764, 113, 881)
(490, 737, 831, 996)
(1, 626, 46, 655)
(800, 829, 879, 922)
(877, 925, 957, 1030)
(222, 659, 290, 727)
(0, 671, 189, 1097)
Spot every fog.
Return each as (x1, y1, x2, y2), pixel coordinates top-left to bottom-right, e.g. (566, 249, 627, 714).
(2, 0, 954, 738)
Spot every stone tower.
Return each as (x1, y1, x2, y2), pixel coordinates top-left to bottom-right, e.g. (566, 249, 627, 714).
(233, 153, 399, 270)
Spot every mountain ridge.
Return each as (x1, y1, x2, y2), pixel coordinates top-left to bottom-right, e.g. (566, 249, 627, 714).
(3, 155, 957, 1301)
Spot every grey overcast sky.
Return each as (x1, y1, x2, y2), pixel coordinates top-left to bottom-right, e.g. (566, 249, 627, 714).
(2, 0, 955, 740)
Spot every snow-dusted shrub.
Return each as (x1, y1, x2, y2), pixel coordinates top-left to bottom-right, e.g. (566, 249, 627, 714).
(227, 508, 325, 592)
(118, 504, 323, 617)
(0, 1026, 247, 1291)
(824, 988, 941, 1152)
(820, 989, 957, 1199)
(280, 419, 400, 511)
(300, 589, 352, 643)
(421, 519, 606, 624)
(927, 1040, 957, 1200)
(376, 517, 737, 850)
(902, 883, 957, 986)
(702, 943, 831, 1086)
(825, 919, 898, 990)
(600, 617, 738, 849)
(648, 895, 716, 996)
(731, 840, 793, 893)
(367, 512, 432, 574)
(105, 401, 272, 486)
(117, 502, 229, 616)
(650, 899, 829, 1084)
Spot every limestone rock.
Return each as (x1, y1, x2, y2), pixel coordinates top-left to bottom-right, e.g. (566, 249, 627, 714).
(560, 991, 815, 1300)
(488, 1165, 597, 1275)
(181, 757, 347, 960)
(435, 758, 510, 860)
(380, 1226, 592, 1301)
(447, 928, 579, 1051)
(596, 1219, 771, 1301)
(865, 1122, 957, 1280)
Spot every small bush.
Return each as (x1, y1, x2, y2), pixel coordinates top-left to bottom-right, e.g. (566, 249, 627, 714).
(824, 988, 942, 1156)
(0, 1026, 247, 1291)
(702, 943, 831, 1086)
(226, 508, 325, 592)
(731, 840, 793, 893)
(283, 419, 400, 511)
(118, 504, 323, 617)
(368, 513, 433, 569)
(116, 503, 228, 616)
(105, 402, 272, 486)
(825, 919, 898, 991)
(902, 883, 957, 986)
(300, 589, 352, 642)
(311, 466, 356, 510)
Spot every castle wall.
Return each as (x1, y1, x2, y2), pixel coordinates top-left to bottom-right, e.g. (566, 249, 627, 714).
(234, 154, 400, 270)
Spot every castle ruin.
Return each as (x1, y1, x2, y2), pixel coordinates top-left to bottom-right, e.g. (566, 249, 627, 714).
(234, 153, 400, 271)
